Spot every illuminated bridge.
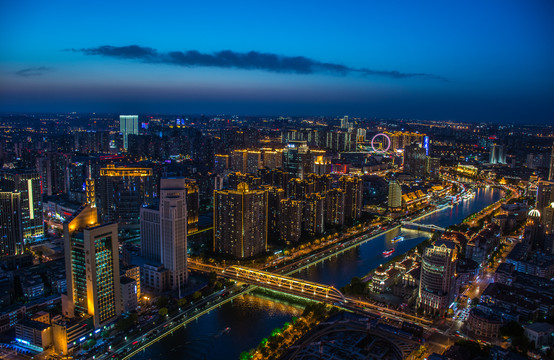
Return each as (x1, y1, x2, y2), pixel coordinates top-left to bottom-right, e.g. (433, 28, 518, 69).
(222, 265, 346, 303)
(401, 221, 445, 232)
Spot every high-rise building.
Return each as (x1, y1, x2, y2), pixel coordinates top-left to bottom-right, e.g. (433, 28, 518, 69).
(0, 191, 23, 255)
(550, 142, 554, 181)
(63, 205, 122, 328)
(536, 181, 554, 214)
(340, 115, 349, 129)
(284, 141, 310, 179)
(543, 203, 554, 236)
(120, 115, 138, 150)
(303, 193, 325, 236)
(184, 179, 199, 234)
(159, 178, 188, 290)
(246, 151, 262, 174)
(0, 169, 43, 243)
(261, 149, 283, 169)
(418, 241, 457, 315)
(98, 164, 154, 229)
(388, 180, 402, 210)
(339, 176, 363, 220)
(213, 183, 267, 258)
(403, 143, 427, 178)
(279, 198, 302, 244)
(489, 144, 506, 164)
(426, 157, 441, 179)
(325, 188, 345, 226)
(140, 206, 161, 261)
(263, 186, 285, 237)
(525, 209, 545, 252)
(36, 153, 69, 196)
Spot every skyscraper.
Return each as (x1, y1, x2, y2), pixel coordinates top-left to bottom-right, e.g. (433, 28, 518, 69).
(159, 178, 188, 290)
(119, 115, 138, 150)
(0, 169, 43, 243)
(214, 183, 267, 258)
(0, 191, 23, 255)
(184, 179, 199, 234)
(489, 144, 506, 164)
(63, 205, 122, 328)
(388, 180, 402, 210)
(536, 181, 554, 214)
(549, 142, 554, 181)
(418, 241, 457, 315)
(140, 206, 161, 261)
(403, 143, 427, 178)
(279, 198, 302, 244)
(339, 176, 363, 220)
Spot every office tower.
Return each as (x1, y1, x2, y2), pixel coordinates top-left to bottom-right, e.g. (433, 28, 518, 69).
(525, 209, 545, 251)
(0, 169, 43, 243)
(213, 183, 267, 258)
(339, 176, 363, 220)
(418, 241, 457, 315)
(489, 144, 506, 164)
(543, 204, 554, 235)
(536, 181, 554, 214)
(159, 178, 188, 290)
(63, 204, 121, 328)
(263, 186, 285, 237)
(388, 180, 402, 210)
(120, 115, 138, 150)
(279, 198, 302, 244)
(36, 153, 69, 196)
(303, 193, 326, 236)
(550, 142, 554, 181)
(284, 141, 309, 179)
(403, 143, 427, 178)
(97, 164, 154, 229)
(140, 206, 161, 261)
(0, 192, 23, 256)
(325, 188, 345, 226)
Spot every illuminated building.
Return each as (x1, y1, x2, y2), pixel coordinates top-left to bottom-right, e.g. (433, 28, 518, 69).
(418, 240, 457, 315)
(120, 115, 138, 150)
(543, 203, 554, 235)
(0, 191, 22, 255)
(63, 204, 122, 328)
(284, 141, 309, 179)
(159, 178, 188, 290)
(287, 178, 314, 198)
(340, 115, 350, 129)
(403, 143, 427, 178)
(0, 169, 43, 243)
(214, 183, 267, 258)
(339, 176, 363, 220)
(262, 148, 283, 169)
(325, 188, 345, 226)
(97, 164, 154, 229)
(387, 180, 402, 210)
(123, 265, 141, 302)
(230, 150, 247, 173)
(214, 154, 229, 174)
(279, 198, 302, 244)
(536, 181, 554, 214)
(525, 209, 545, 252)
(303, 193, 325, 235)
(258, 168, 289, 188)
(36, 152, 69, 196)
(246, 150, 262, 174)
(402, 190, 429, 211)
(263, 185, 285, 237)
(120, 276, 138, 312)
(455, 163, 478, 177)
(489, 144, 506, 164)
(140, 205, 160, 261)
(385, 131, 425, 151)
(228, 172, 262, 190)
(307, 173, 333, 193)
(425, 157, 441, 179)
(550, 142, 554, 181)
(184, 179, 199, 234)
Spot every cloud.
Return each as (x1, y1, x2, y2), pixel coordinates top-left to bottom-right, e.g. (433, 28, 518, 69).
(15, 66, 53, 77)
(69, 45, 447, 81)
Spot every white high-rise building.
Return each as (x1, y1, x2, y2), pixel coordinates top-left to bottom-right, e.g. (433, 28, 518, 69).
(119, 115, 138, 150)
(489, 144, 506, 164)
(159, 178, 188, 290)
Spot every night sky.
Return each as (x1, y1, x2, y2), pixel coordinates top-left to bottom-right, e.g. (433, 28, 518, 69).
(1, 0, 553, 123)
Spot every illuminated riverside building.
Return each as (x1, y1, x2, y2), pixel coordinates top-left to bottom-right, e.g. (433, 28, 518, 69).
(418, 240, 457, 315)
(119, 115, 138, 150)
(97, 164, 154, 229)
(339, 175, 363, 220)
(213, 183, 267, 258)
(279, 198, 302, 244)
(0, 169, 43, 243)
(455, 163, 478, 177)
(403, 143, 427, 178)
(63, 203, 122, 329)
(385, 131, 425, 151)
(0, 191, 23, 255)
(139, 178, 189, 290)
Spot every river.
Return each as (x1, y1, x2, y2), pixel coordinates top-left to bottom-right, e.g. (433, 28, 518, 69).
(133, 186, 504, 360)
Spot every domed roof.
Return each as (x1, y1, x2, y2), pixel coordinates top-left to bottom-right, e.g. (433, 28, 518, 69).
(528, 208, 541, 217)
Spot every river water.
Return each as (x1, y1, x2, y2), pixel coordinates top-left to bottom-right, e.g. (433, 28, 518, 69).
(133, 187, 503, 360)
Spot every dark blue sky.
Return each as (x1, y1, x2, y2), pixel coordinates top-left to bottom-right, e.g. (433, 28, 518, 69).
(1, 0, 553, 123)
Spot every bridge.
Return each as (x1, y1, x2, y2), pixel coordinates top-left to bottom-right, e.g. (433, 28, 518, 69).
(401, 221, 445, 232)
(222, 265, 346, 303)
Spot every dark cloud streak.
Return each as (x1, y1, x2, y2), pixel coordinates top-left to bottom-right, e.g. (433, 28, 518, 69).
(15, 66, 53, 77)
(69, 45, 447, 81)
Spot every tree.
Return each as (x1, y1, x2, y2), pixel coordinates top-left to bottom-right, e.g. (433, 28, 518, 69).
(192, 291, 202, 300)
(471, 297, 480, 306)
(178, 298, 188, 307)
(156, 296, 168, 308)
(158, 307, 168, 317)
(208, 271, 217, 286)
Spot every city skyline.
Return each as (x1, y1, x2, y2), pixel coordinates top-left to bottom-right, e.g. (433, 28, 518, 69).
(1, 1, 553, 123)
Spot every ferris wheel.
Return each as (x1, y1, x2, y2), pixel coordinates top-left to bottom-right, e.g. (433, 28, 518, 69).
(370, 133, 391, 152)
